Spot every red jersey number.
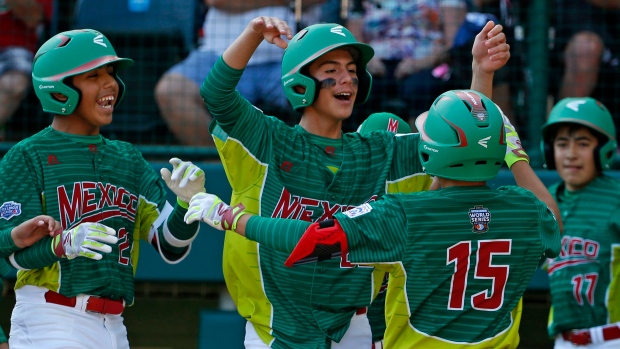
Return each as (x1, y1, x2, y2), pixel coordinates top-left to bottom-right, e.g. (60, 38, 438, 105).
(447, 239, 512, 311)
(571, 272, 598, 305)
(117, 228, 130, 265)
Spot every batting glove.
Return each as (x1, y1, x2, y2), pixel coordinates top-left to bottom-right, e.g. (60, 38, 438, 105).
(51, 223, 118, 260)
(160, 158, 206, 204)
(184, 193, 246, 231)
(502, 112, 529, 168)
(285, 219, 348, 267)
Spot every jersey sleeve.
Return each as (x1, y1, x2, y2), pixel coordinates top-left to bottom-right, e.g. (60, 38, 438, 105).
(203, 56, 291, 169)
(134, 153, 199, 265)
(388, 133, 425, 181)
(244, 216, 311, 253)
(335, 195, 408, 263)
(0, 145, 58, 268)
(505, 186, 561, 258)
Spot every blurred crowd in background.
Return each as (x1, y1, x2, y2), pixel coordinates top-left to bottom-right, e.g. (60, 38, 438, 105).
(2, 0, 620, 162)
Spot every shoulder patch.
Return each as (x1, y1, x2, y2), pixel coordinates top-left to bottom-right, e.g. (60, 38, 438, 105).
(0, 201, 22, 220)
(343, 203, 372, 218)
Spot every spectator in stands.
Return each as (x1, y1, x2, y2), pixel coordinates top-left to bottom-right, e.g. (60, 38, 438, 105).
(155, 0, 326, 146)
(346, 0, 468, 127)
(0, 0, 53, 141)
(550, 0, 620, 132)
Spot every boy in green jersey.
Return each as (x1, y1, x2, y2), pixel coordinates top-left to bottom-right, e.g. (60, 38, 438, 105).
(541, 97, 620, 348)
(357, 112, 432, 348)
(0, 29, 204, 349)
(187, 89, 563, 348)
(201, 14, 511, 348)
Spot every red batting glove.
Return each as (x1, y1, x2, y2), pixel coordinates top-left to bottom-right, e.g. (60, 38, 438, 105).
(285, 219, 348, 267)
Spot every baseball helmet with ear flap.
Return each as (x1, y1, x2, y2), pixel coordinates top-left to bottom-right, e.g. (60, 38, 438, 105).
(416, 90, 506, 181)
(541, 97, 618, 170)
(32, 29, 134, 115)
(281, 23, 374, 110)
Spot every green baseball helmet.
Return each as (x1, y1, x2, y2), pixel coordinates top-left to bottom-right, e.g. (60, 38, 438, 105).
(32, 29, 134, 115)
(541, 97, 617, 170)
(357, 112, 412, 134)
(416, 90, 506, 181)
(281, 23, 374, 110)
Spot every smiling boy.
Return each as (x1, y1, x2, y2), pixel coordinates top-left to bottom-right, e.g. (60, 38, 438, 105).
(541, 97, 620, 348)
(0, 29, 203, 349)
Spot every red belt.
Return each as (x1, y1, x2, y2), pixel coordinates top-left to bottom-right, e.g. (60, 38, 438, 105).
(356, 307, 367, 315)
(562, 324, 620, 346)
(44, 290, 124, 315)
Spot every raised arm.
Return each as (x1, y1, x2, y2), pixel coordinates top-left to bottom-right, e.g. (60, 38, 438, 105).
(470, 21, 511, 98)
(502, 113, 563, 232)
(222, 16, 293, 70)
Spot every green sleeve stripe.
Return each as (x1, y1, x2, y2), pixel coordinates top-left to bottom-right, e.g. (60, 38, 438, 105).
(158, 203, 199, 255)
(245, 216, 310, 253)
(200, 56, 245, 131)
(0, 228, 19, 258)
(12, 236, 59, 269)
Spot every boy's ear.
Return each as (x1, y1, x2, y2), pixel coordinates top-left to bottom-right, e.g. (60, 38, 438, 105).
(52, 93, 68, 102)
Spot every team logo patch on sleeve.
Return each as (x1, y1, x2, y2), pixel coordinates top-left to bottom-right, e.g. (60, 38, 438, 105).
(0, 201, 22, 220)
(469, 205, 490, 233)
(343, 203, 372, 218)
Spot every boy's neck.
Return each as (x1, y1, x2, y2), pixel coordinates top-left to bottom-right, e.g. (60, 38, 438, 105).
(299, 113, 343, 139)
(438, 177, 486, 188)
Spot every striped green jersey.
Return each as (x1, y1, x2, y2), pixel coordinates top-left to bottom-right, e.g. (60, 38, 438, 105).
(0, 128, 196, 305)
(546, 175, 620, 336)
(202, 57, 429, 349)
(336, 186, 560, 348)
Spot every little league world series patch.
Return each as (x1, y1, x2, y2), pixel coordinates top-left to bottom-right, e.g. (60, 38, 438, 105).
(469, 205, 490, 233)
(343, 203, 373, 218)
(0, 201, 22, 220)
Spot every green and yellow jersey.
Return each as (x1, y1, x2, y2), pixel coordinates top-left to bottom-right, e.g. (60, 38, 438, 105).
(336, 186, 560, 348)
(0, 128, 198, 305)
(202, 57, 428, 348)
(546, 175, 620, 337)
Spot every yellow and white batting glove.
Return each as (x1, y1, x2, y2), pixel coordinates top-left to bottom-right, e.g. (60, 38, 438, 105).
(51, 222, 118, 260)
(160, 157, 206, 205)
(184, 193, 246, 232)
(502, 112, 529, 168)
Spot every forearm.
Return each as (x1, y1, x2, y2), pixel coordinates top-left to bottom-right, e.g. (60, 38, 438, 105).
(158, 202, 199, 254)
(511, 161, 563, 232)
(222, 25, 267, 70)
(0, 229, 19, 258)
(470, 64, 495, 98)
(240, 216, 311, 253)
(10, 237, 59, 270)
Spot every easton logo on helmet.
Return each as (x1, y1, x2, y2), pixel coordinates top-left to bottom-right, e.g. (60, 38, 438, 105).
(93, 34, 107, 47)
(424, 144, 438, 153)
(330, 26, 346, 37)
